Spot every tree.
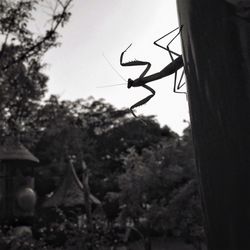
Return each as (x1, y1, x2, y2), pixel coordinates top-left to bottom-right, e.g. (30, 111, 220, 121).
(0, 45, 48, 138)
(0, 0, 73, 138)
(33, 96, 174, 202)
(0, 0, 73, 70)
(118, 133, 204, 248)
(33, 97, 130, 197)
(94, 116, 177, 182)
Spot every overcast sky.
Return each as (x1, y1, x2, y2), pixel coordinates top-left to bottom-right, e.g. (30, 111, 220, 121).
(41, 0, 190, 134)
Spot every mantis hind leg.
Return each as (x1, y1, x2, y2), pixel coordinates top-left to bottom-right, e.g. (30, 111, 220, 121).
(154, 26, 186, 94)
(173, 68, 186, 94)
(154, 26, 183, 59)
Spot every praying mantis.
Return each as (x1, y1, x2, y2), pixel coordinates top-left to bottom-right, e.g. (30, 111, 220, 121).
(120, 26, 185, 118)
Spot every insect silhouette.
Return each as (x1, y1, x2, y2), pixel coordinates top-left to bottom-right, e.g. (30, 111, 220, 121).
(120, 26, 185, 118)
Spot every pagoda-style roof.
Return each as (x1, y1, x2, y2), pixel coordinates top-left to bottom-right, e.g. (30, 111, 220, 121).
(43, 165, 101, 208)
(0, 138, 39, 163)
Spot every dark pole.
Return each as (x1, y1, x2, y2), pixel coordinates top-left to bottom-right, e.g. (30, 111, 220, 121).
(176, 1, 250, 250)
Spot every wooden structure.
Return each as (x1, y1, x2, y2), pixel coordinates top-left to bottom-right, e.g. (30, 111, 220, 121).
(43, 164, 100, 208)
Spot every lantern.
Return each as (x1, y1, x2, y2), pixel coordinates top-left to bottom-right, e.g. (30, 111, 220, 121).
(0, 138, 39, 224)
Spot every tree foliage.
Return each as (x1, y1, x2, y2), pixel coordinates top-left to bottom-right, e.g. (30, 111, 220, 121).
(13, 94, 203, 246)
(0, 0, 73, 138)
(0, 46, 48, 138)
(118, 132, 204, 243)
(0, 0, 73, 69)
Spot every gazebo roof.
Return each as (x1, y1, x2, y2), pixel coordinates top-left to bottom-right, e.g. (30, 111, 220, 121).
(0, 138, 39, 163)
(43, 165, 101, 208)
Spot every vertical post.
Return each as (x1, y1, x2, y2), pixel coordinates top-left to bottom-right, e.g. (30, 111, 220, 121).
(81, 161, 93, 234)
(176, 1, 250, 249)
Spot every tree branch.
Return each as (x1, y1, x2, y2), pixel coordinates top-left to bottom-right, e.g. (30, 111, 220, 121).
(1, 0, 73, 71)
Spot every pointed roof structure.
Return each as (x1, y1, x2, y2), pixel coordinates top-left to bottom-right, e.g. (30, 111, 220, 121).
(43, 165, 101, 208)
(0, 137, 39, 163)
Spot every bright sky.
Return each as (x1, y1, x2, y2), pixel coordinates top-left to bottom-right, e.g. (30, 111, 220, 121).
(41, 0, 190, 135)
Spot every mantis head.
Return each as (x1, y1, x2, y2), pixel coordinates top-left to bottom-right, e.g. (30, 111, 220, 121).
(127, 78, 133, 88)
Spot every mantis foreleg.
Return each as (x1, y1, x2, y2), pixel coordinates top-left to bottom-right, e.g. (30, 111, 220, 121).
(130, 85, 155, 118)
(120, 44, 151, 78)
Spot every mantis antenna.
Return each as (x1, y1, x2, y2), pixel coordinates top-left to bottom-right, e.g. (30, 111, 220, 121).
(97, 53, 127, 88)
(102, 53, 126, 81)
(97, 83, 126, 88)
